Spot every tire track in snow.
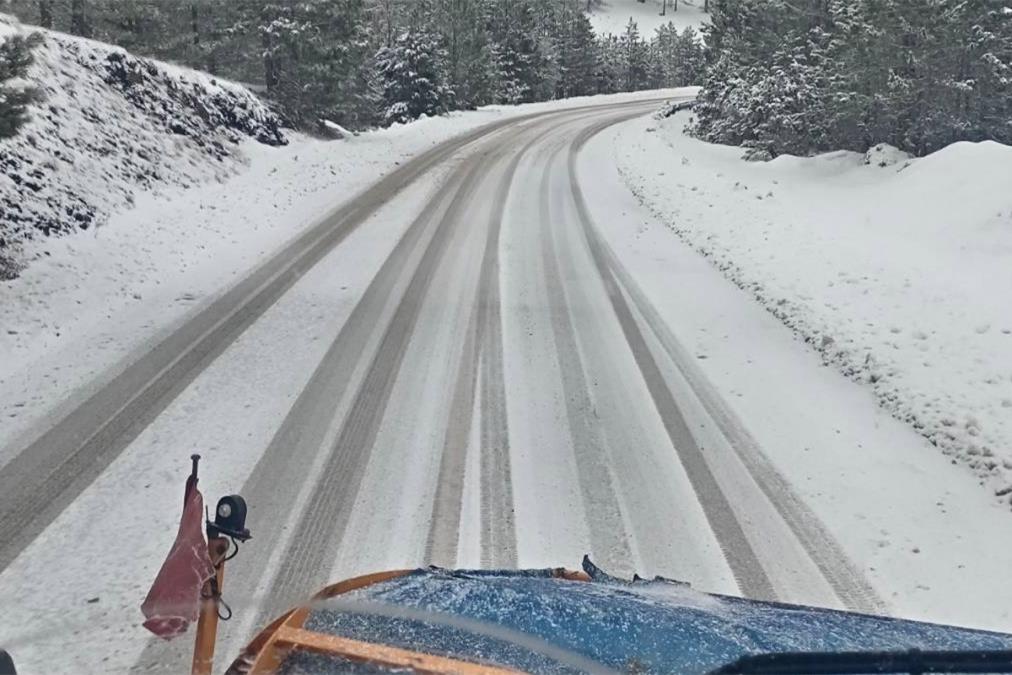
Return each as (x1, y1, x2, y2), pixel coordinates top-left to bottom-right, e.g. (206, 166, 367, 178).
(562, 115, 882, 610)
(537, 154, 635, 571)
(476, 157, 517, 570)
(0, 98, 667, 578)
(424, 110, 621, 569)
(257, 153, 499, 619)
(130, 141, 494, 675)
(562, 117, 777, 601)
(425, 126, 563, 568)
(424, 298, 481, 568)
(0, 115, 518, 577)
(567, 121, 884, 613)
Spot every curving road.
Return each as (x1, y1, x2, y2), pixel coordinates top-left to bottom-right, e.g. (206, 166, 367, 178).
(0, 97, 881, 673)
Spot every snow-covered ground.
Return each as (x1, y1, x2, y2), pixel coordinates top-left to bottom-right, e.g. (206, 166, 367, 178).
(615, 110, 1012, 501)
(588, 0, 708, 36)
(0, 15, 284, 279)
(5, 15, 1012, 672)
(582, 123, 1012, 635)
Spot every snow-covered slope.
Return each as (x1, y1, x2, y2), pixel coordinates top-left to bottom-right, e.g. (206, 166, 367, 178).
(588, 0, 708, 36)
(0, 15, 285, 277)
(616, 110, 1012, 500)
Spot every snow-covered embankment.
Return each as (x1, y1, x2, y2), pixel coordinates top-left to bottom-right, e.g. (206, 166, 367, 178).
(0, 14, 285, 279)
(615, 109, 1012, 501)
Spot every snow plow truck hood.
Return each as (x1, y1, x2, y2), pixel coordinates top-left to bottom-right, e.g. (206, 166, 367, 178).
(225, 558, 1012, 674)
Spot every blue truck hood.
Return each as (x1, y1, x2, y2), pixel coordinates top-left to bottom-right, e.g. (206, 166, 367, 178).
(291, 562, 1012, 674)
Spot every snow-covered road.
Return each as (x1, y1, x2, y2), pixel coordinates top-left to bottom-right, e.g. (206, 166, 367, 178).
(2, 94, 1010, 674)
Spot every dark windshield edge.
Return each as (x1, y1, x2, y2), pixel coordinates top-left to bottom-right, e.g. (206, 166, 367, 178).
(709, 648, 1012, 674)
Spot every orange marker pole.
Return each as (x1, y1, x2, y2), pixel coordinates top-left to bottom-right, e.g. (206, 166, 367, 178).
(192, 536, 230, 675)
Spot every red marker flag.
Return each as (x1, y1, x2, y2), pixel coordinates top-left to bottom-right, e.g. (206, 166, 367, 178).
(140, 463, 215, 639)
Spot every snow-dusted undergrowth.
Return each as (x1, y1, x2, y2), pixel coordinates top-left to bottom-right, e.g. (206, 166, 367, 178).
(0, 15, 284, 277)
(616, 111, 1012, 500)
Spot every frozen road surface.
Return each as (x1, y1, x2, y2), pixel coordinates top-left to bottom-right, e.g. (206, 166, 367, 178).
(0, 97, 886, 673)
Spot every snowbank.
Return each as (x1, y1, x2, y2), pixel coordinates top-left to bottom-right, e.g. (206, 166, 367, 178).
(615, 111, 1012, 499)
(588, 0, 708, 36)
(0, 16, 284, 277)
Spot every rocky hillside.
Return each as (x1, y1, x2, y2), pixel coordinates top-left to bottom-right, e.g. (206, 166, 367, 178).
(0, 15, 286, 278)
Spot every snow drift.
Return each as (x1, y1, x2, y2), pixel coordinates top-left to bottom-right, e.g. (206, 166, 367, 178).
(616, 111, 1012, 501)
(0, 15, 285, 277)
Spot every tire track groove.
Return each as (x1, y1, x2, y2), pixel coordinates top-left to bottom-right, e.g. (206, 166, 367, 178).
(476, 158, 519, 570)
(538, 155, 635, 570)
(0, 100, 665, 576)
(563, 115, 777, 601)
(426, 115, 619, 569)
(259, 154, 497, 618)
(568, 120, 883, 612)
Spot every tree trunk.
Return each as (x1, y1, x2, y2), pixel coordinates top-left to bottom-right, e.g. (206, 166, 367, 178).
(191, 4, 200, 46)
(704, 0, 709, 12)
(262, 30, 278, 91)
(661, 0, 666, 15)
(38, 0, 53, 28)
(70, 0, 90, 37)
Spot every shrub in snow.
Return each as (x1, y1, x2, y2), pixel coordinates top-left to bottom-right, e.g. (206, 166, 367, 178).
(0, 25, 287, 277)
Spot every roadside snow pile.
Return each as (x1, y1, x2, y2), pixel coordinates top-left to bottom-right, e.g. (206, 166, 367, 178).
(615, 111, 1012, 499)
(863, 143, 912, 168)
(0, 15, 284, 277)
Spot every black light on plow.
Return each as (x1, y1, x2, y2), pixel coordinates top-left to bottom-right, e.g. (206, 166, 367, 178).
(0, 649, 15, 675)
(209, 494, 251, 542)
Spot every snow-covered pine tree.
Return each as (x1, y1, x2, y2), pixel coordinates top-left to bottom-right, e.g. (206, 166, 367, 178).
(375, 28, 452, 123)
(960, 0, 1012, 146)
(619, 19, 650, 90)
(694, 0, 1011, 156)
(334, 37, 384, 129)
(673, 26, 704, 84)
(556, 5, 599, 97)
(0, 31, 40, 139)
(484, 0, 548, 104)
(594, 33, 622, 94)
(652, 22, 679, 87)
(421, 0, 490, 108)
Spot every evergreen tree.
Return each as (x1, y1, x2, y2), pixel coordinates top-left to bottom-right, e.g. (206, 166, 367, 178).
(652, 22, 679, 86)
(673, 26, 705, 84)
(485, 1, 548, 104)
(619, 19, 649, 90)
(0, 32, 41, 139)
(375, 29, 452, 123)
(594, 33, 622, 94)
(557, 6, 599, 97)
(1, 0, 718, 133)
(693, 0, 1012, 156)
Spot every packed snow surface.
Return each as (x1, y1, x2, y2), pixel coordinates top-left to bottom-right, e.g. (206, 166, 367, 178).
(0, 29, 691, 458)
(616, 110, 1012, 499)
(588, 0, 708, 36)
